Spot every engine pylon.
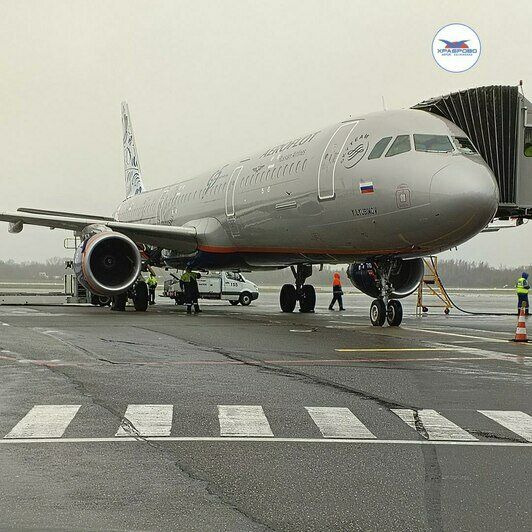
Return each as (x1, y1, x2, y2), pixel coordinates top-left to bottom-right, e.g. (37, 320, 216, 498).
(512, 306, 528, 342)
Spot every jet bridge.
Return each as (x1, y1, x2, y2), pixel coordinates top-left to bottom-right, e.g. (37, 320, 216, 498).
(412, 85, 532, 219)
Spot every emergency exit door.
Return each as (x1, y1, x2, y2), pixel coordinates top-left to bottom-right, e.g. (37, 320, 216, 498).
(318, 121, 359, 200)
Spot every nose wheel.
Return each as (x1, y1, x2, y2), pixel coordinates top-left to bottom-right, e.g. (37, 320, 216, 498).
(370, 299, 403, 326)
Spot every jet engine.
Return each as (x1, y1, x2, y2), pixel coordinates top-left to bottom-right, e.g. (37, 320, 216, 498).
(347, 258, 424, 299)
(73, 229, 141, 296)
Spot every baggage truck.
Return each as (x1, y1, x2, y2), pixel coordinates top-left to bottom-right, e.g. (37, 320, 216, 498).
(162, 271, 259, 306)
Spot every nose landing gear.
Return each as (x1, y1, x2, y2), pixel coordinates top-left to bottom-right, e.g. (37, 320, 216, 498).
(370, 259, 403, 327)
(279, 264, 316, 313)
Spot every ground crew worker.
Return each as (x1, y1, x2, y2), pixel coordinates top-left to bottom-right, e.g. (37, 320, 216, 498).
(147, 272, 158, 305)
(328, 272, 345, 311)
(516, 272, 530, 314)
(180, 267, 202, 314)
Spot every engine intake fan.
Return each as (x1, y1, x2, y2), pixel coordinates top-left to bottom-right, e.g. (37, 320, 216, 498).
(73, 230, 141, 296)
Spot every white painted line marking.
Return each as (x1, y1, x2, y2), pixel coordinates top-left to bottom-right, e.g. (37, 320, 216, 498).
(392, 409, 477, 441)
(5, 405, 81, 438)
(335, 348, 461, 352)
(306, 407, 375, 439)
(402, 327, 510, 344)
(1, 323, 10, 326)
(0, 437, 530, 446)
(218, 405, 274, 437)
(116, 405, 173, 437)
(478, 410, 532, 442)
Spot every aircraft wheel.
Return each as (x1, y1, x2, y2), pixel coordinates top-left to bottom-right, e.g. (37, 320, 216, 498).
(280, 284, 297, 313)
(229, 300, 239, 306)
(370, 299, 386, 326)
(111, 292, 128, 311)
(97, 295, 111, 306)
(239, 292, 252, 306)
(386, 300, 403, 327)
(133, 281, 149, 311)
(299, 284, 316, 313)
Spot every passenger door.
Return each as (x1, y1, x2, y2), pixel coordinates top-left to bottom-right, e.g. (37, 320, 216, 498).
(225, 166, 243, 237)
(318, 121, 359, 200)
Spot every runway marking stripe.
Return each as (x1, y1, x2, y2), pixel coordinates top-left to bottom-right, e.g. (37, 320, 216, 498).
(5, 405, 81, 439)
(392, 409, 478, 441)
(335, 348, 461, 352)
(116, 405, 173, 437)
(0, 437, 530, 447)
(478, 410, 532, 442)
(218, 405, 274, 437)
(306, 407, 375, 439)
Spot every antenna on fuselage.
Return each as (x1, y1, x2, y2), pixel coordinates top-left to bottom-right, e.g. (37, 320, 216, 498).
(381, 96, 387, 111)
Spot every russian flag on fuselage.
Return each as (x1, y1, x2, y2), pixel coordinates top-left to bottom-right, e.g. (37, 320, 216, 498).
(359, 181, 374, 194)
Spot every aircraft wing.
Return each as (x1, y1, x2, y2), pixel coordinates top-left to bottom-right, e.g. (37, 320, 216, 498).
(0, 210, 198, 252)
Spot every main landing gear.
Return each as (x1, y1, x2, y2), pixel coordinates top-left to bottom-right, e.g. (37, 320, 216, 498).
(279, 264, 316, 313)
(369, 259, 403, 327)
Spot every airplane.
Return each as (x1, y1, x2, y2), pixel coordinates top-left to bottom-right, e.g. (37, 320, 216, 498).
(0, 102, 499, 326)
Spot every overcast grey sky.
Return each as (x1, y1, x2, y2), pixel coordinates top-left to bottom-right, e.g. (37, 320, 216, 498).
(1, 0, 531, 266)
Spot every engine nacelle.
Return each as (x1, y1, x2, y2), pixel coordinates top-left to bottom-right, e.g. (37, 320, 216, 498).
(73, 230, 141, 296)
(347, 258, 424, 299)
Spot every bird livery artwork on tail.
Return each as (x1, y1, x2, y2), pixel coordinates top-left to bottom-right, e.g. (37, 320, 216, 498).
(122, 102, 146, 199)
(0, 94, 499, 326)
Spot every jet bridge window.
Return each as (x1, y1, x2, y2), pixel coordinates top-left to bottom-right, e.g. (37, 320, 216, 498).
(452, 136, 478, 155)
(368, 136, 392, 159)
(385, 135, 411, 157)
(524, 128, 532, 157)
(414, 134, 453, 153)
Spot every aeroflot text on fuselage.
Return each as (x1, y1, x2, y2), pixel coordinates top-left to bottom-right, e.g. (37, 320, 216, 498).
(260, 132, 320, 158)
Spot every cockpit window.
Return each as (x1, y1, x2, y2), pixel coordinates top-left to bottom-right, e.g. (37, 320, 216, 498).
(385, 135, 411, 157)
(368, 137, 392, 159)
(453, 136, 478, 155)
(414, 134, 453, 153)
(524, 128, 532, 157)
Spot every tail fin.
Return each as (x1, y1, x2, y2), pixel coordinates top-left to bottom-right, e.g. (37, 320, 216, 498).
(121, 101, 146, 198)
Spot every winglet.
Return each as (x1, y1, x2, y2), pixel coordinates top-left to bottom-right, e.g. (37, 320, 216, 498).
(121, 102, 146, 198)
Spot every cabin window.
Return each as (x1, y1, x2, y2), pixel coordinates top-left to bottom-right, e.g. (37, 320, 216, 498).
(368, 137, 392, 159)
(452, 136, 478, 155)
(414, 134, 453, 153)
(385, 135, 411, 157)
(524, 128, 532, 157)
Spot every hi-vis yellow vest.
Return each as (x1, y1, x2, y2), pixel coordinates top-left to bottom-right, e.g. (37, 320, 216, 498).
(516, 278, 529, 294)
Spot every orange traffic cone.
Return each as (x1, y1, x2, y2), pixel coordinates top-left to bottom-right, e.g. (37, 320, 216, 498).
(512, 305, 528, 342)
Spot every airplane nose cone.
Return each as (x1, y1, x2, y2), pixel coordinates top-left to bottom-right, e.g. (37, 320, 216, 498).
(430, 160, 498, 242)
